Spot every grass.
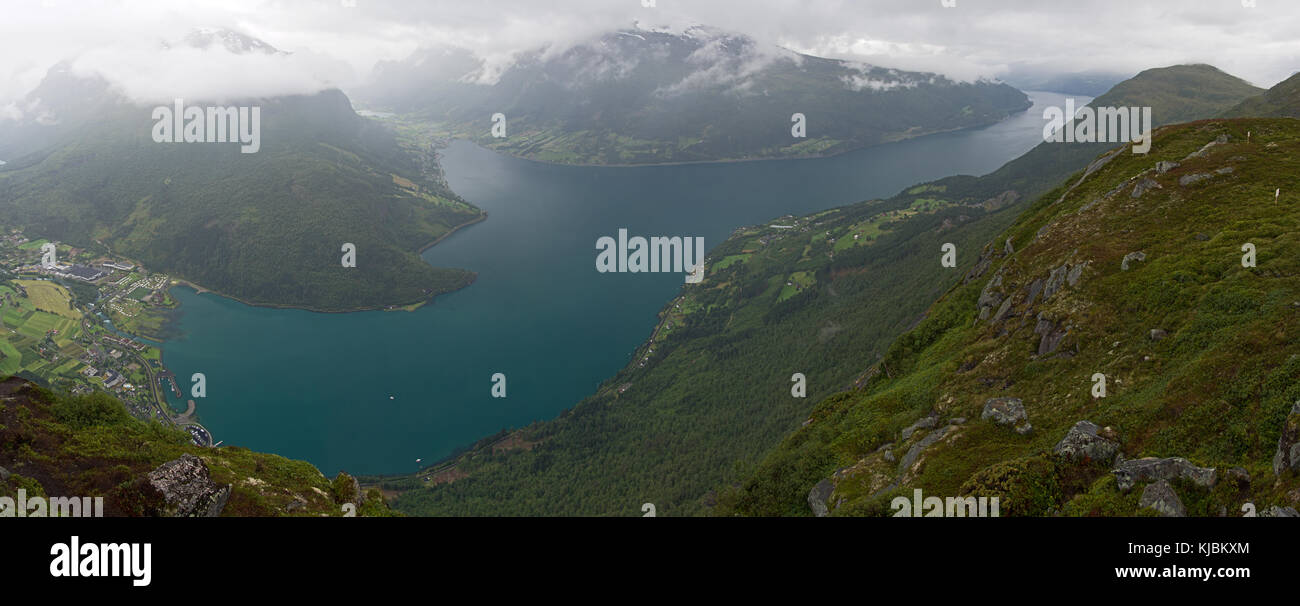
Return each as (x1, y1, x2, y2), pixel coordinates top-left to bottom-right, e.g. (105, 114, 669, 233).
(14, 280, 79, 319)
(728, 118, 1300, 517)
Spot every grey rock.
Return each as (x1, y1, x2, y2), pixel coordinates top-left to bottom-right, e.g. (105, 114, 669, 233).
(1184, 136, 1229, 160)
(1194, 233, 1210, 241)
(1078, 198, 1100, 213)
(1024, 278, 1045, 309)
(1014, 423, 1034, 435)
(1113, 457, 1217, 493)
(1066, 262, 1088, 288)
(1131, 178, 1161, 198)
(0, 466, 9, 481)
(982, 397, 1027, 426)
(1140, 480, 1186, 517)
(1034, 313, 1069, 356)
(146, 454, 231, 517)
(1053, 421, 1121, 464)
(1261, 506, 1300, 518)
(808, 479, 834, 517)
(1149, 328, 1168, 341)
(1044, 265, 1069, 299)
(898, 426, 953, 474)
(900, 415, 939, 441)
(1179, 173, 1212, 187)
(1155, 161, 1180, 174)
(948, 417, 967, 425)
(1004, 238, 1015, 255)
(977, 270, 1005, 320)
(1121, 251, 1146, 271)
(991, 297, 1014, 324)
(1273, 400, 1300, 476)
(1215, 166, 1235, 175)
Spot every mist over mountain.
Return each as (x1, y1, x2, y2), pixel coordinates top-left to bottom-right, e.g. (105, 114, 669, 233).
(360, 26, 1032, 164)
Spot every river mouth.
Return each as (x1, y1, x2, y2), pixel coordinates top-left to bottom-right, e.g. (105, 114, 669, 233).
(156, 91, 1086, 476)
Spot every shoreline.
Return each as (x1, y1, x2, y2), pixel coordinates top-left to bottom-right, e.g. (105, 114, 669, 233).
(441, 105, 1032, 169)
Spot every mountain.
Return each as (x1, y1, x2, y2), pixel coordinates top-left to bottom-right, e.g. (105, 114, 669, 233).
(724, 116, 1300, 516)
(361, 26, 1032, 165)
(1222, 72, 1300, 119)
(0, 31, 484, 312)
(378, 64, 1263, 516)
(0, 377, 393, 516)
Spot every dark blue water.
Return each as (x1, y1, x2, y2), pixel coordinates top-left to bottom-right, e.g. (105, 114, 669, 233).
(158, 91, 1082, 475)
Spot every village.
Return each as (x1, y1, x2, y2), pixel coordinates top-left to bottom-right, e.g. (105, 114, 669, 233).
(0, 227, 212, 447)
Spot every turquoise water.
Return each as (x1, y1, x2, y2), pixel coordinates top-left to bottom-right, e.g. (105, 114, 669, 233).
(158, 91, 1082, 475)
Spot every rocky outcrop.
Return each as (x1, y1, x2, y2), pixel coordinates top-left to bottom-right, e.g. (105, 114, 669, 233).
(1184, 134, 1230, 160)
(1033, 313, 1070, 356)
(1131, 177, 1162, 198)
(900, 415, 939, 441)
(1139, 480, 1186, 517)
(1273, 401, 1300, 476)
(146, 454, 231, 517)
(1179, 173, 1213, 187)
(1261, 505, 1300, 518)
(977, 269, 1006, 321)
(1121, 251, 1146, 271)
(898, 426, 953, 473)
(808, 479, 834, 517)
(1149, 328, 1168, 341)
(1113, 457, 1217, 493)
(982, 398, 1028, 432)
(1155, 161, 1180, 174)
(1053, 421, 1120, 464)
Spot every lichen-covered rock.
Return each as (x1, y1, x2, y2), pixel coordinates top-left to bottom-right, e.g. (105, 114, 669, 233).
(1053, 421, 1120, 464)
(982, 398, 1027, 426)
(1113, 457, 1217, 493)
(1261, 505, 1300, 518)
(1273, 401, 1300, 476)
(1139, 480, 1186, 517)
(146, 454, 231, 517)
(1121, 251, 1146, 271)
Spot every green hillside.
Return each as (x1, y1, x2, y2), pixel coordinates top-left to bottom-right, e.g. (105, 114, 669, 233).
(379, 65, 1262, 516)
(724, 117, 1300, 517)
(0, 377, 393, 516)
(1223, 72, 1300, 119)
(0, 88, 483, 312)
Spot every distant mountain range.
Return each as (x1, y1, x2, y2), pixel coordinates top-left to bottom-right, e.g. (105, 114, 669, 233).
(360, 25, 1033, 164)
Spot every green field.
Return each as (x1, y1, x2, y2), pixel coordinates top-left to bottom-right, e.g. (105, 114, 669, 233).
(14, 280, 80, 319)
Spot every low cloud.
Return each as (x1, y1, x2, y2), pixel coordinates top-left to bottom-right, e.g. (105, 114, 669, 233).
(1, 0, 1297, 111)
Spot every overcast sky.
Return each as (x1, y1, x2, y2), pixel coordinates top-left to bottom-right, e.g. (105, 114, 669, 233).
(1, 0, 1297, 108)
